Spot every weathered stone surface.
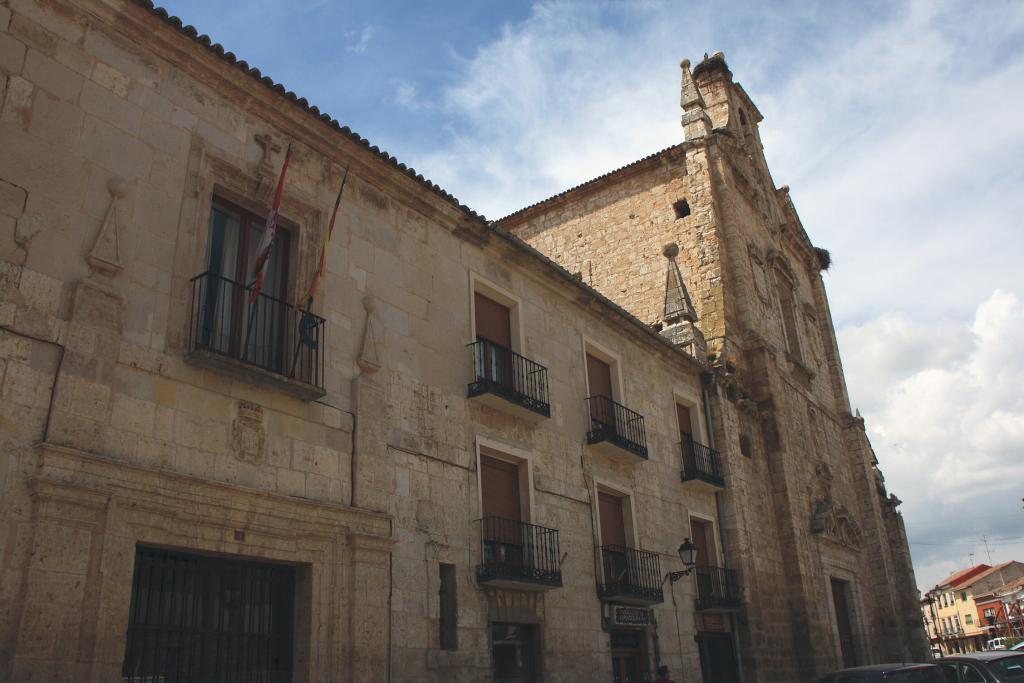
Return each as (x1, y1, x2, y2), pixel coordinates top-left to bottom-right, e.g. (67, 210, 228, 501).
(0, 6, 925, 683)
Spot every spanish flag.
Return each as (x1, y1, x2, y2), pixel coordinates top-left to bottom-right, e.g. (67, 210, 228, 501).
(301, 166, 349, 311)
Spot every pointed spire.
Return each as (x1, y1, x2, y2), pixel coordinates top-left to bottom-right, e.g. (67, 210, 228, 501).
(679, 59, 711, 141)
(662, 242, 698, 324)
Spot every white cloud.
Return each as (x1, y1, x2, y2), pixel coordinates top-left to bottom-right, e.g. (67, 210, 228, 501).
(346, 25, 374, 54)
(840, 290, 1024, 588)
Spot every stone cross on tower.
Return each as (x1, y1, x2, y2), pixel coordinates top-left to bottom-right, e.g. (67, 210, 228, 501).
(659, 242, 707, 361)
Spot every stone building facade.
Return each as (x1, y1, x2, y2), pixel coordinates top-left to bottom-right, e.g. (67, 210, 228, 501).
(0, 1, 925, 681)
(499, 54, 929, 679)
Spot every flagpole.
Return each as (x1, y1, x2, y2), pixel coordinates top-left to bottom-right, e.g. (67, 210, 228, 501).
(241, 144, 293, 364)
(289, 166, 349, 378)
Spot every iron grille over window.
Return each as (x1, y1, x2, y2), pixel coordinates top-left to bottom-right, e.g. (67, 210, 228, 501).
(476, 516, 562, 588)
(122, 547, 295, 683)
(467, 339, 550, 417)
(597, 545, 664, 604)
(680, 435, 725, 488)
(694, 565, 742, 611)
(586, 395, 648, 458)
(188, 271, 325, 389)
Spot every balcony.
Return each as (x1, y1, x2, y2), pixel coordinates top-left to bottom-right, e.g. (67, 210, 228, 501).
(467, 339, 550, 420)
(476, 517, 562, 590)
(680, 436, 725, 490)
(695, 565, 742, 612)
(187, 271, 326, 400)
(597, 545, 664, 606)
(585, 396, 648, 459)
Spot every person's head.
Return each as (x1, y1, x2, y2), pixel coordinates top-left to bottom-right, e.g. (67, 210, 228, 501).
(658, 664, 670, 677)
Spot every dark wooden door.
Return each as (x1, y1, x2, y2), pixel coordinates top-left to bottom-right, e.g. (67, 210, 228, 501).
(677, 403, 693, 440)
(610, 630, 645, 683)
(831, 578, 857, 667)
(691, 518, 712, 568)
(697, 632, 739, 683)
(475, 293, 512, 348)
(481, 455, 523, 568)
(599, 492, 627, 547)
(587, 353, 613, 399)
(481, 455, 521, 521)
(587, 353, 614, 426)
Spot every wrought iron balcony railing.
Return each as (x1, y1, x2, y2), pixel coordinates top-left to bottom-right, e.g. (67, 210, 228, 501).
(695, 565, 742, 611)
(586, 395, 648, 458)
(467, 339, 550, 418)
(476, 517, 562, 589)
(597, 545, 664, 605)
(680, 436, 725, 488)
(188, 271, 325, 394)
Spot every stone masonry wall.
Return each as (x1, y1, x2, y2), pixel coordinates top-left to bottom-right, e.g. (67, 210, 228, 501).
(0, 1, 736, 681)
(502, 60, 928, 679)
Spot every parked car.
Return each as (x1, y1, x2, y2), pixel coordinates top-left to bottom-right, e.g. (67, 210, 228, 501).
(1012, 642, 1024, 651)
(816, 663, 945, 682)
(988, 638, 1010, 651)
(937, 652, 1024, 681)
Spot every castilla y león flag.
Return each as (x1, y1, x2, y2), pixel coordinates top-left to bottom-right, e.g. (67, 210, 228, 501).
(248, 143, 293, 303)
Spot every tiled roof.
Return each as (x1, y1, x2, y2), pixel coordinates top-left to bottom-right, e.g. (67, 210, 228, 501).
(496, 143, 686, 223)
(936, 564, 991, 588)
(132, 0, 486, 222)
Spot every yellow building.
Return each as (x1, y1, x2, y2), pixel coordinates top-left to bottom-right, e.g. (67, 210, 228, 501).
(927, 562, 1024, 654)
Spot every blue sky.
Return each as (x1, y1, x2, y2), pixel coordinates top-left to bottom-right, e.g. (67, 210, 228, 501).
(160, 0, 1024, 591)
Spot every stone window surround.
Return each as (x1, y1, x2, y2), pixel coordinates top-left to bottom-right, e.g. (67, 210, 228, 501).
(473, 435, 537, 525)
(467, 271, 526, 354)
(771, 260, 806, 365)
(688, 511, 722, 566)
(672, 386, 708, 446)
(581, 334, 625, 405)
(590, 477, 640, 553)
(172, 139, 327, 358)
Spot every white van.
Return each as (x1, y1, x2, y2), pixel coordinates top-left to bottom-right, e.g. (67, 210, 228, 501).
(986, 637, 1008, 650)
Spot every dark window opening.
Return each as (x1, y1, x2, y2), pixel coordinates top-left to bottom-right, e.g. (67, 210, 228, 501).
(739, 108, 748, 126)
(439, 563, 458, 650)
(197, 198, 296, 373)
(492, 623, 539, 682)
(739, 434, 752, 458)
(122, 546, 295, 683)
(673, 199, 691, 219)
(776, 275, 803, 362)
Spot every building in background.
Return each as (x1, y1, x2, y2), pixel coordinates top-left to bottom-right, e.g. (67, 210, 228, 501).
(975, 575, 1024, 644)
(0, 2, 924, 681)
(924, 562, 1024, 654)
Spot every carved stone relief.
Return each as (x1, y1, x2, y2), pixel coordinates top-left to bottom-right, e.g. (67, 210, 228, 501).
(87, 178, 128, 276)
(230, 400, 266, 464)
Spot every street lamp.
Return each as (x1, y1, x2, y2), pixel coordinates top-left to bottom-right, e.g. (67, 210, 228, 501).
(667, 538, 698, 583)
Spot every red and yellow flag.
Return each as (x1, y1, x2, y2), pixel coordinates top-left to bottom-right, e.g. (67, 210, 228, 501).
(248, 143, 293, 303)
(301, 166, 349, 310)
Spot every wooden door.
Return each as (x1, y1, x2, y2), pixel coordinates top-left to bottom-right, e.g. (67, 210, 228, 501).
(676, 404, 693, 440)
(587, 353, 614, 427)
(587, 354, 613, 399)
(690, 518, 713, 568)
(831, 578, 857, 667)
(599, 492, 627, 548)
(481, 455, 521, 521)
(475, 293, 512, 348)
(481, 455, 523, 568)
